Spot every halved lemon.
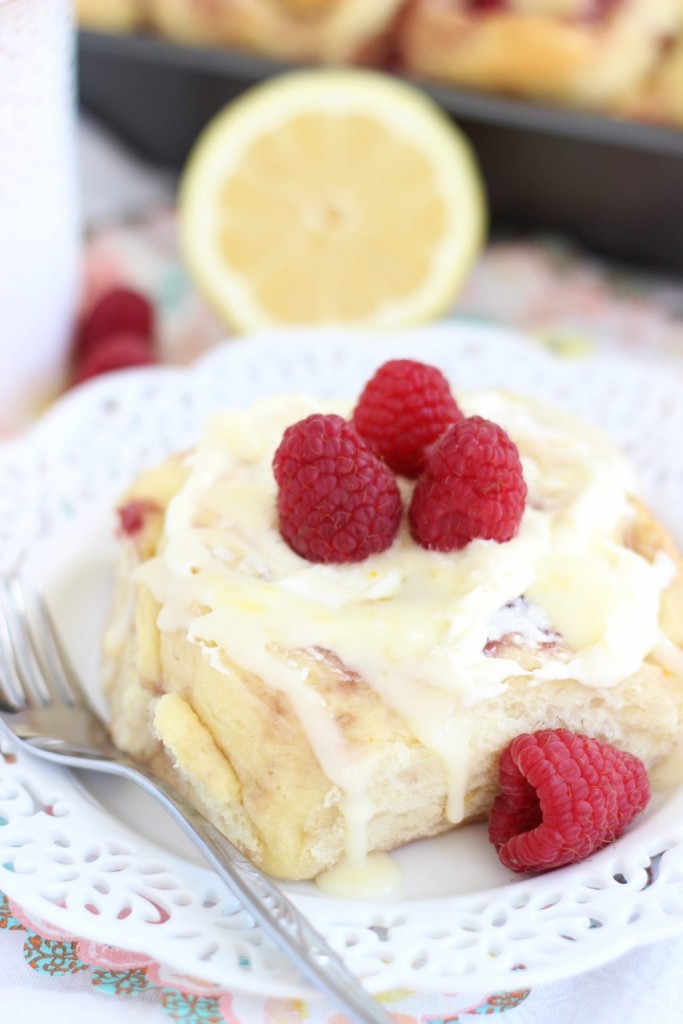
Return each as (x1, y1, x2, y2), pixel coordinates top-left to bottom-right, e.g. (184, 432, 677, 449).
(179, 69, 486, 331)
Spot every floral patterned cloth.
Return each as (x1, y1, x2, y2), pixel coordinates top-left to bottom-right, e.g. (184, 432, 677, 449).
(78, 211, 683, 376)
(0, 890, 530, 1023)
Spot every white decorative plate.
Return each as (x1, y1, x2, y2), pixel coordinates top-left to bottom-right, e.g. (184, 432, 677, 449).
(2, 323, 683, 1000)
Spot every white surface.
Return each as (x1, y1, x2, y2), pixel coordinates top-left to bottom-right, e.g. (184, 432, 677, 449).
(79, 117, 174, 230)
(0, 0, 79, 430)
(1, 325, 683, 1002)
(512, 937, 683, 1023)
(2, 992, 167, 1024)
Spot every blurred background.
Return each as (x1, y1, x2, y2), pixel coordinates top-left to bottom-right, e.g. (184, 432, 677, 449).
(78, 0, 683, 271)
(3, 0, 683, 432)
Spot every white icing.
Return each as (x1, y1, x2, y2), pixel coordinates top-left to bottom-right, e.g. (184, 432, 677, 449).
(315, 852, 402, 899)
(136, 390, 672, 867)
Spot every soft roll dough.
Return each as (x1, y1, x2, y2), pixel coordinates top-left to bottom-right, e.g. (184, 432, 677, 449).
(623, 34, 683, 126)
(103, 393, 683, 880)
(77, 0, 144, 32)
(398, 0, 683, 114)
(143, 0, 405, 63)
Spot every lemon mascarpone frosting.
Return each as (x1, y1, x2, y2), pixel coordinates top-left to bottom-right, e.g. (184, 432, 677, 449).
(110, 388, 683, 878)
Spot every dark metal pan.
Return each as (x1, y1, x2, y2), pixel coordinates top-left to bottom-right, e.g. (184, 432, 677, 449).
(78, 29, 683, 274)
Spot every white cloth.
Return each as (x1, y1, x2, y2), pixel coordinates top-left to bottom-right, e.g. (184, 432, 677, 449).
(2, 925, 683, 1023)
(0, 929, 167, 1024)
(2, 990, 168, 1024)
(512, 938, 683, 1023)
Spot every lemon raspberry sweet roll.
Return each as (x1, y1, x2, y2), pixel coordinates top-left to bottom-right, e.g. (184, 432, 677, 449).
(103, 360, 683, 880)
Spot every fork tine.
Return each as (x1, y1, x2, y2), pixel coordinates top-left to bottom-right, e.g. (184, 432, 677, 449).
(1, 579, 53, 707)
(0, 582, 27, 710)
(19, 581, 84, 708)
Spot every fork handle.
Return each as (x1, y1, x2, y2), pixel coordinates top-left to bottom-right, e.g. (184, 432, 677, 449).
(106, 760, 393, 1024)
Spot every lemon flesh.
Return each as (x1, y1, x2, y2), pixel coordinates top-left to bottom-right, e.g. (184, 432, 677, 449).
(180, 69, 486, 331)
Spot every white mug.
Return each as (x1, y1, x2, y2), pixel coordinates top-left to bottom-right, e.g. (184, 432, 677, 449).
(0, 0, 79, 433)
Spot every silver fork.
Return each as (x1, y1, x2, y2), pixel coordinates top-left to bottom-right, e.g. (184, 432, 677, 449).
(0, 577, 393, 1024)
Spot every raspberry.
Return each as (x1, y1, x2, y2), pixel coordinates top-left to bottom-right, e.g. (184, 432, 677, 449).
(352, 360, 463, 478)
(409, 415, 526, 550)
(488, 729, 651, 873)
(75, 332, 156, 384)
(273, 414, 402, 563)
(118, 499, 161, 537)
(76, 286, 155, 358)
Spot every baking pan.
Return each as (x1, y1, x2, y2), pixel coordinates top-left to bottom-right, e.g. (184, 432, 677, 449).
(78, 29, 683, 275)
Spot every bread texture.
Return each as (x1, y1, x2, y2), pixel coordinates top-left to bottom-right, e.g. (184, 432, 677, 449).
(398, 0, 683, 113)
(103, 393, 683, 881)
(142, 0, 405, 62)
(77, 0, 143, 32)
(76, 0, 683, 126)
(623, 34, 683, 126)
